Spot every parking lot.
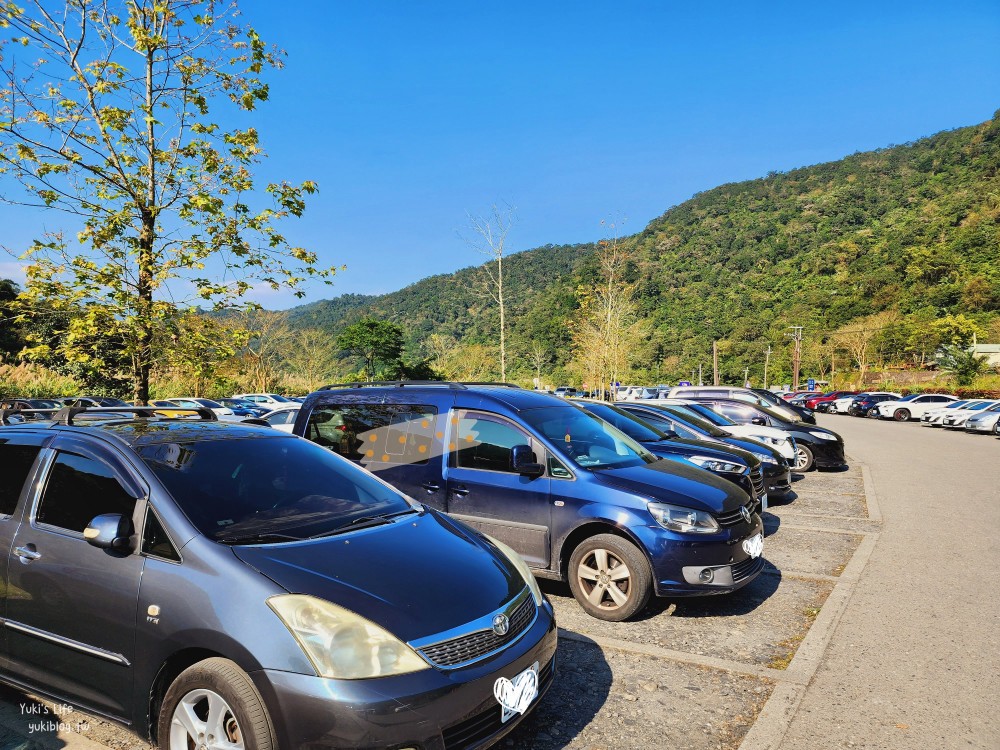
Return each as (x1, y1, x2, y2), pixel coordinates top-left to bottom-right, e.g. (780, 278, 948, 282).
(0, 415, 888, 750)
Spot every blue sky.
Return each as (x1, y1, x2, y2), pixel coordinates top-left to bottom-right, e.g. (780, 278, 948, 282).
(2, 1, 999, 307)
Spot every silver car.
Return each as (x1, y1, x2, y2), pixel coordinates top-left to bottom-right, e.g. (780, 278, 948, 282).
(963, 402, 1000, 434)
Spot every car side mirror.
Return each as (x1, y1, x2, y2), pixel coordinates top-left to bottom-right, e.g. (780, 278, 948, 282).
(511, 444, 544, 478)
(750, 416, 767, 426)
(84, 513, 135, 552)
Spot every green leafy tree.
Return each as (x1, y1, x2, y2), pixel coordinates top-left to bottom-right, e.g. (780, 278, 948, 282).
(0, 0, 338, 403)
(336, 318, 403, 381)
(0, 277, 24, 358)
(937, 345, 990, 386)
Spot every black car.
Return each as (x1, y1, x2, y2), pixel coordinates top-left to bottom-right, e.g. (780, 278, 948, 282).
(572, 399, 771, 509)
(615, 401, 794, 498)
(0, 398, 62, 420)
(293, 382, 765, 622)
(0, 405, 556, 749)
(669, 398, 846, 472)
(847, 392, 900, 417)
(750, 388, 816, 424)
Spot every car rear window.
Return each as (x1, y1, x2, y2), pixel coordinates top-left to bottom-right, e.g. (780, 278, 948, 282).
(306, 403, 438, 466)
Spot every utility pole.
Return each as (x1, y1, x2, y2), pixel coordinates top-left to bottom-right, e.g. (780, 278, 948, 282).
(698, 364, 703, 386)
(786, 326, 804, 390)
(744, 366, 750, 387)
(713, 340, 719, 386)
(763, 346, 772, 390)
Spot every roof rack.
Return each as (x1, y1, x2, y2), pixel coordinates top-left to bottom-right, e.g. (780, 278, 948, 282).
(317, 381, 524, 391)
(0, 405, 220, 426)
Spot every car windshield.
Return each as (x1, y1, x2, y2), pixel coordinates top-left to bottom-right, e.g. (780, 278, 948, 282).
(269, 394, 294, 403)
(947, 401, 968, 408)
(575, 402, 667, 442)
(195, 399, 223, 408)
(138, 435, 414, 542)
(670, 404, 736, 436)
(896, 394, 919, 402)
(519, 406, 656, 470)
(967, 401, 995, 411)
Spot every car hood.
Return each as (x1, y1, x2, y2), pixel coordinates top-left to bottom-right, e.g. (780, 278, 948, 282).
(721, 425, 796, 458)
(591, 460, 747, 514)
(232, 510, 525, 643)
(641, 437, 757, 466)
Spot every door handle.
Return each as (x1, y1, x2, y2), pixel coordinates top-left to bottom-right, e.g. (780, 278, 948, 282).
(452, 487, 470, 497)
(14, 546, 41, 562)
(421, 482, 441, 493)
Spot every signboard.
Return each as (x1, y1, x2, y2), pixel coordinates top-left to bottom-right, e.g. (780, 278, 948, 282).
(807, 378, 816, 390)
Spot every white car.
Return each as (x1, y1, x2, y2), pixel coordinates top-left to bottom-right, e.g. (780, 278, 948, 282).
(255, 404, 301, 433)
(657, 398, 797, 460)
(964, 403, 1000, 434)
(875, 393, 957, 422)
(941, 400, 1000, 429)
(232, 392, 299, 409)
(163, 397, 235, 419)
(921, 400, 981, 427)
(829, 391, 900, 414)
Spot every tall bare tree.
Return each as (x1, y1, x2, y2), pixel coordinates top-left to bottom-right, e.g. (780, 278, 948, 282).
(235, 308, 289, 393)
(831, 310, 899, 386)
(0, 1, 337, 403)
(463, 203, 515, 381)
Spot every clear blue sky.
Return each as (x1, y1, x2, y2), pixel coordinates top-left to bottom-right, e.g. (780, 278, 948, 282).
(2, 1, 999, 308)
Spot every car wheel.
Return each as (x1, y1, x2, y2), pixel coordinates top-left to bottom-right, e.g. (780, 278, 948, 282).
(793, 443, 815, 472)
(866, 407, 880, 419)
(568, 534, 652, 622)
(892, 408, 910, 422)
(994, 421, 1000, 437)
(158, 658, 275, 750)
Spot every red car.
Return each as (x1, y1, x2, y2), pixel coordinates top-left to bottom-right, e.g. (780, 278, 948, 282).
(806, 391, 859, 412)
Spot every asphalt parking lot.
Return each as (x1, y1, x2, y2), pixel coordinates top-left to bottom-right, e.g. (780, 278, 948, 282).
(0, 421, 882, 750)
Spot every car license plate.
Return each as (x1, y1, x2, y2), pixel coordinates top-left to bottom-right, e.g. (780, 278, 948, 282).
(742, 532, 764, 559)
(760, 493, 768, 511)
(494, 661, 540, 723)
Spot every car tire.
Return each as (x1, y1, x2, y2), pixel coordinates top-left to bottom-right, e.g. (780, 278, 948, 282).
(993, 421, 1000, 437)
(793, 443, 815, 472)
(158, 658, 275, 750)
(866, 407, 880, 419)
(568, 534, 652, 622)
(892, 408, 910, 422)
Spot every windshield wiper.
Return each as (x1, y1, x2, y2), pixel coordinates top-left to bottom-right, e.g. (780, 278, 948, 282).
(306, 508, 419, 540)
(218, 532, 301, 545)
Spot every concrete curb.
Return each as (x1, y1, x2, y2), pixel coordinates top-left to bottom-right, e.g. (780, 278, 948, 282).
(736, 462, 882, 750)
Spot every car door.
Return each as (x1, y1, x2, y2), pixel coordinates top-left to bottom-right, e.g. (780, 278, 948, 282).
(444, 410, 552, 569)
(4, 436, 145, 720)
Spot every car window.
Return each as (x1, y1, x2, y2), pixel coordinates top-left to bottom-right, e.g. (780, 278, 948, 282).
(265, 409, 297, 426)
(142, 509, 180, 561)
(0, 442, 41, 516)
(307, 403, 437, 466)
(711, 403, 753, 422)
(520, 406, 654, 470)
(36, 451, 137, 534)
(138, 436, 412, 542)
(454, 413, 532, 474)
(173, 399, 201, 408)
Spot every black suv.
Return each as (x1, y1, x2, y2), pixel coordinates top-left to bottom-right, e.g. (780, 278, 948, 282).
(0, 406, 556, 750)
(294, 382, 765, 622)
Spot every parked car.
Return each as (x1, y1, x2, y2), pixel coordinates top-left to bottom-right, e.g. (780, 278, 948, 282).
(667, 386, 815, 424)
(231, 392, 298, 409)
(65, 395, 131, 407)
(941, 400, 1000, 429)
(293, 383, 765, 621)
(0, 405, 557, 749)
(748, 388, 816, 423)
(829, 391, 899, 415)
(963, 402, 1000, 434)
(806, 391, 859, 412)
(256, 404, 302, 432)
(675, 398, 845, 472)
(875, 393, 957, 421)
(553, 386, 579, 397)
(218, 397, 269, 417)
(610, 401, 794, 500)
(920, 399, 975, 427)
(652, 400, 798, 461)
(847, 392, 905, 417)
(162, 397, 236, 419)
(571, 400, 774, 509)
(786, 391, 824, 406)
(0, 398, 62, 420)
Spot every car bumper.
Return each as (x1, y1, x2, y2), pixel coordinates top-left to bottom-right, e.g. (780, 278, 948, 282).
(965, 421, 997, 433)
(762, 464, 792, 497)
(643, 515, 765, 597)
(809, 440, 847, 468)
(250, 601, 558, 750)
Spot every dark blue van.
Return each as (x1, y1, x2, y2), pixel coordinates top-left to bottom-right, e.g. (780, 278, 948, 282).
(294, 383, 765, 622)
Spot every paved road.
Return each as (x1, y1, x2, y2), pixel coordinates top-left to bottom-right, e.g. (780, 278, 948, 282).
(776, 415, 1000, 749)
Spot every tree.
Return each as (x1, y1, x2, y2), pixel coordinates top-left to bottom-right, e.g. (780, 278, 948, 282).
(831, 310, 899, 386)
(336, 318, 403, 381)
(937, 345, 989, 386)
(234, 308, 289, 393)
(0, 1, 337, 403)
(0, 277, 24, 358)
(463, 203, 515, 382)
(160, 311, 241, 396)
(284, 327, 339, 391)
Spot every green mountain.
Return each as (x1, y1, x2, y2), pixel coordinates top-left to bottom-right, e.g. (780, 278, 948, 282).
(287, 111, 1000, 384)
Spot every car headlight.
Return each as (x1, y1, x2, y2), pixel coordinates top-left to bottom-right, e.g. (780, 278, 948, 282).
(757, 436, 781, 446)
(750, 451, 779, 465)
(648, 502, 721, 534)
(685, 455, 747, 474)
(808, 430, 837, 441)
(267, 595, 430, 679)
(485, 535, 544, 606)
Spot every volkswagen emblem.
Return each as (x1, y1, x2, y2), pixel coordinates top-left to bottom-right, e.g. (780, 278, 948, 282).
(740, 505, 752, 524)
(492, 613, 510, 636)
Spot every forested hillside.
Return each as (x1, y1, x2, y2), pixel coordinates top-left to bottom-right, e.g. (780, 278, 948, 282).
(287, 111, 1000, 385)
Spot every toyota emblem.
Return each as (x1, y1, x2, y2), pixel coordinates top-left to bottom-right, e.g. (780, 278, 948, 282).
(492, 614, 510, 636)
(740, 506, 752, 524)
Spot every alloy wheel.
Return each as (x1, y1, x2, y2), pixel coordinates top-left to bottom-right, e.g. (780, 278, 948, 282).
(170, 688, 244, 750)
(576, 547, 633, 612)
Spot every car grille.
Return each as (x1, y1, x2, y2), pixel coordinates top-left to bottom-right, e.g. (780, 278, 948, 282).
(749, 466, 765, 499)
(732, 554, 765, 583)
(716, 497, 757, 528)
(442, 656, 555, 750)
(417, 594, 536, 668)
